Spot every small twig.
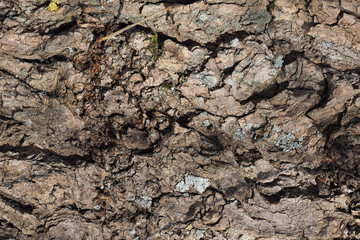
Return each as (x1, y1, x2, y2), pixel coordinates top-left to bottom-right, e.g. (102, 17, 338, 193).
(97, 6, 172, 43)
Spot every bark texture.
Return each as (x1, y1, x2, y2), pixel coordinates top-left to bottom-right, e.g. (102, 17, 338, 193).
(1, 0, 360, 239)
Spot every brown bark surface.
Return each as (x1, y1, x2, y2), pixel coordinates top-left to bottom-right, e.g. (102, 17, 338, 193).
(1, 0, 360, 239)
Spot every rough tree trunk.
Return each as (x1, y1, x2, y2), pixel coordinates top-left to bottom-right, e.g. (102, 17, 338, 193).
(1, 0, 360, 239)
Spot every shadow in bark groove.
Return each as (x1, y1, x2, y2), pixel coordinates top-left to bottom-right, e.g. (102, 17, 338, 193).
(235, 148, 262, 164)
(0, 192, 35, 215)
(44, 19, 78, 36)
(240, 81, 289, 105)
(283, 51, 305, 65)
(0, 144, 94, 167)
(260, 186, 320, 204)
(208, 30, 250, 49)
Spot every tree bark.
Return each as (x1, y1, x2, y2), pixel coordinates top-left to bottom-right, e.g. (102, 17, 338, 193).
(1, 0, 360, 239)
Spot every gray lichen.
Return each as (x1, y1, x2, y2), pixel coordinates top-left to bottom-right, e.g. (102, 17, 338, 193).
(274, 55, 284, 69)
(175, 173, 211, 193)
(233, 128, 248, 141)
(197, 71, 219, 89)
(134, 195, 153, 209)
(202, 119, 211, 127)
(274, 132, 303, 152)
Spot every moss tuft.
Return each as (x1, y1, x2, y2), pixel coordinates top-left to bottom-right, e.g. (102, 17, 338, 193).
(159, 80, 173, 90)
(268, 0, 281, 12)
(147, 32, 165, 62)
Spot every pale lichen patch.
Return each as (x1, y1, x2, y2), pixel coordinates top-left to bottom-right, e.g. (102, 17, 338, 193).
(176, 173, 211, 193)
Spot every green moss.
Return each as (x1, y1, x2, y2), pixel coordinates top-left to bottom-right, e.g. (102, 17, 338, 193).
(268, 0, 281, 12)
(159, 80, 173, 90)
(147, 32, 164, 62)
(315, 124, 325, 132)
